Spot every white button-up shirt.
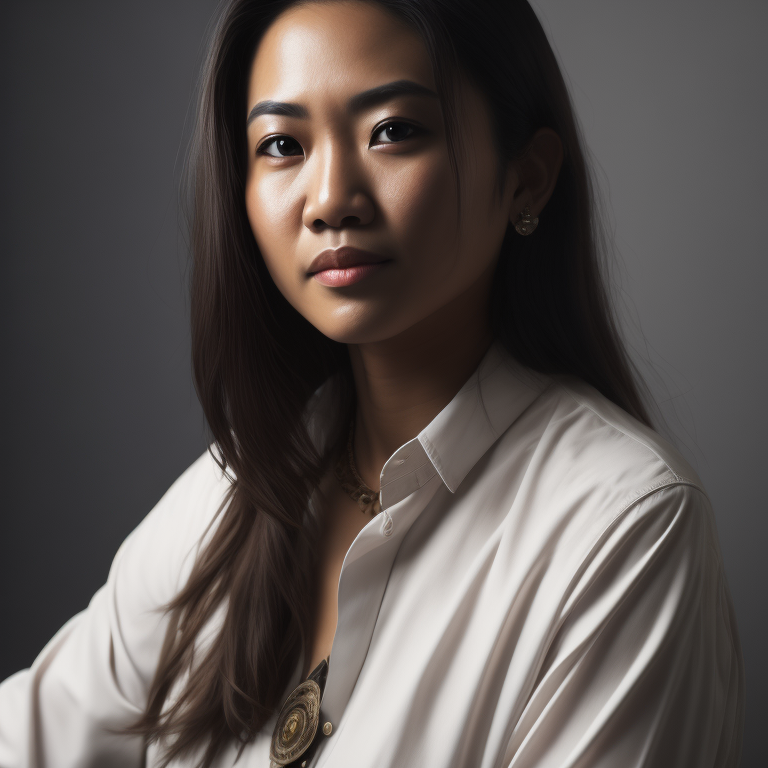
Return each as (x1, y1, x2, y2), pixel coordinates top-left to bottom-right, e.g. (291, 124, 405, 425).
(0, 341, 744, 767)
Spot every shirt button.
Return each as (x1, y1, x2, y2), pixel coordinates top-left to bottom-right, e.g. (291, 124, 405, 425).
(323, 721, 333, 736)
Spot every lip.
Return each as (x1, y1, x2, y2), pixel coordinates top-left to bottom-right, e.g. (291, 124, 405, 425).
(307, 246, 390, 276)
(312, 262, 389, 287)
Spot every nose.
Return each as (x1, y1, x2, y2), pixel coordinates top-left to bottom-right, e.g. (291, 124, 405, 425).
(302, 142, 375, 232)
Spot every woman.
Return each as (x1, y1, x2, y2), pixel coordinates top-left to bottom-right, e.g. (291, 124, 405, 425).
(0, 0, 744, 766)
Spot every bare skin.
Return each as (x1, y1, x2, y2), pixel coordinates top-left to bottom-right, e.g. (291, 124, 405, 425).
(244, 0, 562, 677)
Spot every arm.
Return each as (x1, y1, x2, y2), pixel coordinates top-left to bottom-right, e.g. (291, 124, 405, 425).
(502, 483, 744, 768)
(0, 451, 226, 768)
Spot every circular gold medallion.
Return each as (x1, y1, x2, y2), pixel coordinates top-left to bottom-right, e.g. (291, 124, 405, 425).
(269, 679, 322, 766)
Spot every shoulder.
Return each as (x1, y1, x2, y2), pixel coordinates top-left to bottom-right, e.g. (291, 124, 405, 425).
(112, 448, 233, 609)
(500, 374, 719, 571)
(136, 447, 233, 540)
(556, 376, 699, 481)
(533, 374, 704, 498)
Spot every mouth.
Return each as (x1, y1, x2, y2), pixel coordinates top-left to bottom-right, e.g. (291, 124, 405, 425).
(307, 246, 392, 287)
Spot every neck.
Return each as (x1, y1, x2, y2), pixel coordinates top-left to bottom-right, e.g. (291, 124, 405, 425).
(347, 282, 494, 493)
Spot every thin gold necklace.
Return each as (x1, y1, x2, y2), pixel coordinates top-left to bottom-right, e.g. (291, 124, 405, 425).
(333, 419, 381, 516)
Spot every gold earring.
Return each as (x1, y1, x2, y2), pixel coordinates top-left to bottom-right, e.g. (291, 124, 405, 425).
(513, 206, 539, 236)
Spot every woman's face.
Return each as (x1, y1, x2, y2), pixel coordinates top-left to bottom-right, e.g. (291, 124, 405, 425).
(245, 0, 516, 345)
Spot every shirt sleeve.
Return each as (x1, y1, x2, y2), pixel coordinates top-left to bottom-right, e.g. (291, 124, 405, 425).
(0, 451, 224, 768)
(502, 482, 745, 768)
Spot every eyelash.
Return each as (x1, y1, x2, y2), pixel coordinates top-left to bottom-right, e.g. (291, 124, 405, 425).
(370, 120, 420, 146)
(256, 120, 422, 158)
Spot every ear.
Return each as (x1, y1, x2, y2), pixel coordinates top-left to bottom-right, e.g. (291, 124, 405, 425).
(507, 127, 564, 223)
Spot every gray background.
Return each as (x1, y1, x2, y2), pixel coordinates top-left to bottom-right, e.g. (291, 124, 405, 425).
(1, 1, 764, 764)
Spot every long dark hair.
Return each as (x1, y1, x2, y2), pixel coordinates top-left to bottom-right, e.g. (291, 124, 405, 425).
(129, 0, 651, 764)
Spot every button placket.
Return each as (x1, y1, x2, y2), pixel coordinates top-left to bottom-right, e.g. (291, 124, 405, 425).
(315, 468, 443, 768)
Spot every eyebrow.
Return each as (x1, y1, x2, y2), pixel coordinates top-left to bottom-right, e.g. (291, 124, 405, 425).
(246, 79, 439, 126)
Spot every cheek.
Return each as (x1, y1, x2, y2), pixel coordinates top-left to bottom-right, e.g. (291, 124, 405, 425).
(377, 149, 457, 254)
(244, 171, 302, 291)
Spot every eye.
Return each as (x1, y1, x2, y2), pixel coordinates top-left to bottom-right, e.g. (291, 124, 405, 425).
(370, 121, 419, 146)
(257, 135, 303, 158)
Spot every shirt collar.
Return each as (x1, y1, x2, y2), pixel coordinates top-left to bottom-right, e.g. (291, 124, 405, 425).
(416, 340, 548, 493)
(306, 340, 549, 496)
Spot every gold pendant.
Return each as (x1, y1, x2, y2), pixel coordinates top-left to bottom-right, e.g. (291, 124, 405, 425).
(269, 680, 321, 766)
(269, 658, 329, 767)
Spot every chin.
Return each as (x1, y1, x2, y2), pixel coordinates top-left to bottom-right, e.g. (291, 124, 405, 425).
(312, 314, 405, 346)
(316, 326, 389, 346)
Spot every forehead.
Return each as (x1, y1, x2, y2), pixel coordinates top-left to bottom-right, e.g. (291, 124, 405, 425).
(248, 1, 435, 103)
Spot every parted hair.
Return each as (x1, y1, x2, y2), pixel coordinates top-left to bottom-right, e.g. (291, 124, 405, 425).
(127, 0, 651, 764)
